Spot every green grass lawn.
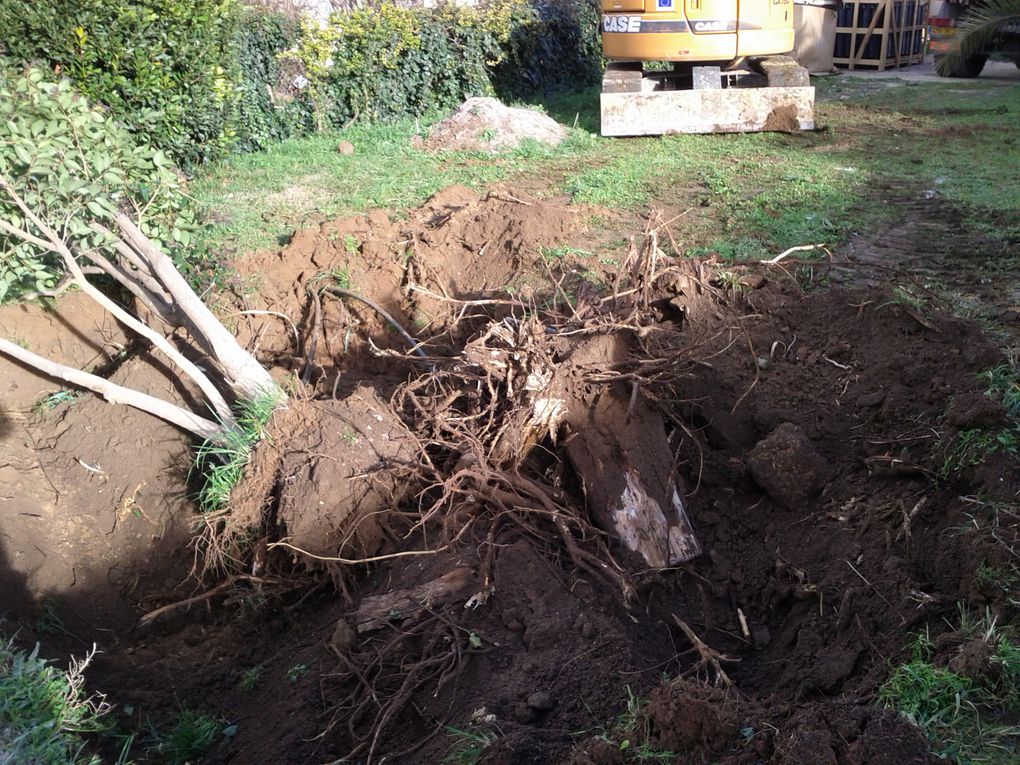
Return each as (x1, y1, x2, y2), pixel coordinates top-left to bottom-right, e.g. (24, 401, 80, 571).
(190, 76, 1020, 263)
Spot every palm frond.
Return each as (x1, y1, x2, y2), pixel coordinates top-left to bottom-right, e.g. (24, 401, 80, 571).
(935, 0, 1020, 74)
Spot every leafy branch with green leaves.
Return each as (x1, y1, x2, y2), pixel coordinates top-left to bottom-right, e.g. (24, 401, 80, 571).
(0, 65, 284, 443)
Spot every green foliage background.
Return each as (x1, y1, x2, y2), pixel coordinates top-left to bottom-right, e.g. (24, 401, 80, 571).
(0, 0, 242, 167)
(0, 0, 601, 168)
(0, 0, 602, 302)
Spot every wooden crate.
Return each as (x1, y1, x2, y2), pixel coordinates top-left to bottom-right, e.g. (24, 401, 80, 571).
(834, 0, 929, 70)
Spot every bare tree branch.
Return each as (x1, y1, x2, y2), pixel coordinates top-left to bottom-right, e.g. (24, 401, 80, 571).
(0, 216, 53, 251)
(80, 248, 178, 320)
(0, 173, 238, 428)
(0, 337, 228, 443)
(115, 213, 279, 400)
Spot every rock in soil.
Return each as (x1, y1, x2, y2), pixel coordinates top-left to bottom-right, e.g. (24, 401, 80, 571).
(746, 422, 830, 509)
(526, 691, 556, 711)
(416, 96, 568, 153)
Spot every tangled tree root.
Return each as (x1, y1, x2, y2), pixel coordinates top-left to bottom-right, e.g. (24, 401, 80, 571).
(174, 207, 762, 759)
(320, 605, 482, 763)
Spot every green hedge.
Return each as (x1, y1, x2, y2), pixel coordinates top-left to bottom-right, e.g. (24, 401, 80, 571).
(282, 0, 602, 131)
(0, 0, 242, 167)
(494, 0, 603, 100)
(233, 7, 314, 153)
(0, 0, 601, 168)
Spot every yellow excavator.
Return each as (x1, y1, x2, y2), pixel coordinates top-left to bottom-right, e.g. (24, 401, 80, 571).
(600, 0, 815, 135)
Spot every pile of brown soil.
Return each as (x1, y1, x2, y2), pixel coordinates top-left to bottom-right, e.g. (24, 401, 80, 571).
(1, 185, 1017, 765)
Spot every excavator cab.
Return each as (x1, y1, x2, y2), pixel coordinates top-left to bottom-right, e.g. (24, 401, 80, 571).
(600, 0, 816, 135)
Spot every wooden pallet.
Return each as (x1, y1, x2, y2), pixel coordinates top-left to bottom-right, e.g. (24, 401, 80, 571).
(834, 0, 929, 70)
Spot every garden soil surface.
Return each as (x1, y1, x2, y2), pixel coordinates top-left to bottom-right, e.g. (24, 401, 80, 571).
(1, 185, 1017, 765)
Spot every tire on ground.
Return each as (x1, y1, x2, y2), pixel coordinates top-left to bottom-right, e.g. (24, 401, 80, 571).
(934, 53, 988, 78)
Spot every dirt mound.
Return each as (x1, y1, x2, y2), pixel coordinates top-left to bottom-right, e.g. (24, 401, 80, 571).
(571, 681, 941, 765)
(212, 230, 1014, 762)
(229, 186, 579, 382)
(417, 97, 568, 153)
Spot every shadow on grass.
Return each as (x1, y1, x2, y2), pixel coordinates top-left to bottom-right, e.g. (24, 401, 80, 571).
(527, 86, 602, 135)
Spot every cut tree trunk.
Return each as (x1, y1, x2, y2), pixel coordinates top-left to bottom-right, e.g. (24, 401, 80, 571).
(564, 385, 701, 568)
(497, 329, 702, 569)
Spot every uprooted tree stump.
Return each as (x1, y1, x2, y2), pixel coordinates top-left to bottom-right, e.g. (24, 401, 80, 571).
(3, 166, 707, 605)
(3, 170, 722, 761)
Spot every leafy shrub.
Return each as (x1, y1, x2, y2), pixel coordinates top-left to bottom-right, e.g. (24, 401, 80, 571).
(0, 62, 202, 302)
(233, 7, 314, 152)
(0, 0, 242, 167)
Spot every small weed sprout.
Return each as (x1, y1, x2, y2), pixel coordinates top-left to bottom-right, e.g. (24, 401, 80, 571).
(332, 268, 353, 289)
(286, 663, 309, 682)
(238, 665, 265, 692)
(983, 364, 1020, 418)
(713, 270, 743, 295)
(585, 686, 678, 762)
(343, 234, 360, 255)
(976, 562, 1020, 601)
(33, 599, 74, 639)
(32, 389, 82, 413)
(161, 709, 220, 765)
(442, 725, 499, 765)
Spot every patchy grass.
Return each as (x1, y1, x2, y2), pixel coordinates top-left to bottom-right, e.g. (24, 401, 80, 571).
(0, 638, 112, 765)
(818, 78, 1020, 220)
(880, 608, 1020, 764)
(939, 364, 1020, 479)
(192, 78, 1020, 271)
(192, 119, 593, 255)
(158, 709, 221, 765)
(194, 388, 283, 513)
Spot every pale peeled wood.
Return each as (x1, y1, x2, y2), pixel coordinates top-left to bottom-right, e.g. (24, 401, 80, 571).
(0, 337, 227, 442)
(115, 214, 279, 401)
(352, 567, 477, 633)
(491, 329, 702, 569)
(565, 389, 701, 568)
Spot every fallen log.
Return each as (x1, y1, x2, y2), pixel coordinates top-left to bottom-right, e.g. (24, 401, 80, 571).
(352, 567, 477, 633)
